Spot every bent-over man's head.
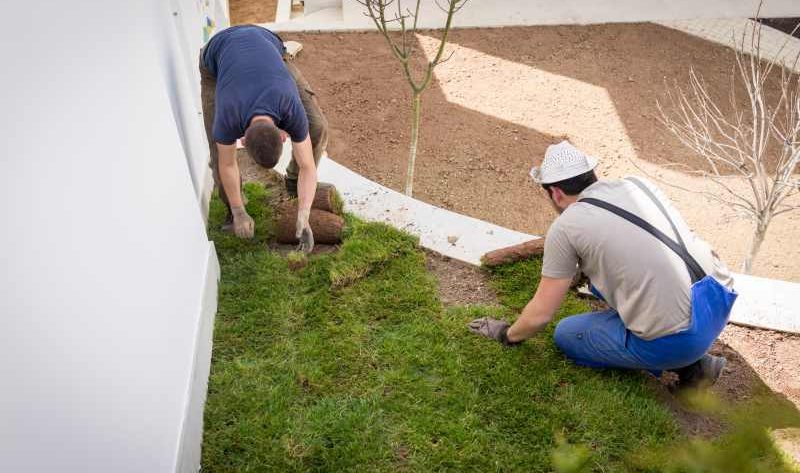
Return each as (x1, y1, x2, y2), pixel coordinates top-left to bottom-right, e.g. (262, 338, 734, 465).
(530, 141, 598, 213)
(245, 120, 283, 169)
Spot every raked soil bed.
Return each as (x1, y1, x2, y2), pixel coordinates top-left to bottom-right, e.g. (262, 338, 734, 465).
(289, 23, 800, 282)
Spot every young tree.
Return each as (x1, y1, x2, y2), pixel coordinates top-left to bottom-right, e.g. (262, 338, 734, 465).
(355, 0, 469, 196)
(658, 18, 800, 274)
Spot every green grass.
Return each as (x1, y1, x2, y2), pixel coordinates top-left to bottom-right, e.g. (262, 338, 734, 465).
(202, 183, 798, 472)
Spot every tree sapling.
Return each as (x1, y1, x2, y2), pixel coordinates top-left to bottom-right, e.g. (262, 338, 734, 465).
(355, 0, 469, 196)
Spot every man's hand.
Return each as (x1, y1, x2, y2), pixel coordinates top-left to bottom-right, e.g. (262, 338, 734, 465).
(296, 208, 314, 253)
(468, 317, 519, 346)
(231, 205, 255, 239)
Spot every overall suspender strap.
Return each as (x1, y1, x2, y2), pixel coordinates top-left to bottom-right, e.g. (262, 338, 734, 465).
(625, 177, 688, 250)
(578, 196, 707, 284)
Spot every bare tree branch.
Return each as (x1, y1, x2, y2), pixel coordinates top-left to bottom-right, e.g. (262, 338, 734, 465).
(657, 9, 800, 272)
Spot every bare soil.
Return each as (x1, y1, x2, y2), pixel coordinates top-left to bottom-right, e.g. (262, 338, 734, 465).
(718, 324, 800, 408)
(229, 0, 277, 25)
(288, 24, 800, 282)
(425, 251, 496, 306)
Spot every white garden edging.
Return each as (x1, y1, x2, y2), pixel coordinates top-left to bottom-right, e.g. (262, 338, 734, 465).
(269, 145, 800, 334)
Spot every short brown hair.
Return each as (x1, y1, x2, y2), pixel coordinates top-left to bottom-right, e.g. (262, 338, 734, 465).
(245, 121, 283, 169)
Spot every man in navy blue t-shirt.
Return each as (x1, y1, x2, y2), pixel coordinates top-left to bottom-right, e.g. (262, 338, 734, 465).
(200, 25, 328, 251)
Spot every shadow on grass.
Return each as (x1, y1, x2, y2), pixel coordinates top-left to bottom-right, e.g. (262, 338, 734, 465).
(202, 182, 799, 472)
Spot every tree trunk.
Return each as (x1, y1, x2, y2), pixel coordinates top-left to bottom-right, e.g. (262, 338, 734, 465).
(405, 92, 422, 196)
(312, 183, 344, 215)
(742, 217, 769, 274)
(276, 202, 345, 245)
(481, 239, 546, 267)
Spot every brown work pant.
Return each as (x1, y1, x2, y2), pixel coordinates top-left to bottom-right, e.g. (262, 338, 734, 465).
(199, 52, 329, 218)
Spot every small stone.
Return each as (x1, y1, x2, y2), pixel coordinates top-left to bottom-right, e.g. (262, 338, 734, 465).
(447, 235, 459, 245)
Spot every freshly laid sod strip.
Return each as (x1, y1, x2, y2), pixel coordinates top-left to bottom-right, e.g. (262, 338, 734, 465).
(204, 183, 800, 472)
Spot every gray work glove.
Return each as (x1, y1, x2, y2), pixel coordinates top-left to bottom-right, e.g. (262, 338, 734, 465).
(296, 208, 314, 253)
(231, 205, 255, 239)
(468, 317, 520, 346)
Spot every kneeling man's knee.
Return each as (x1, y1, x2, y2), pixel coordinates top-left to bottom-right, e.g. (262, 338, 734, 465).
(553, 317, 582, 356)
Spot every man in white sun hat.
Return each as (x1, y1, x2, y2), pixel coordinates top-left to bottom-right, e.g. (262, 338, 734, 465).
(469, 141, 738, 389)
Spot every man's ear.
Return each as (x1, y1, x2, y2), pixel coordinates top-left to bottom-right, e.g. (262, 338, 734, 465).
(549, 186, 565, 203)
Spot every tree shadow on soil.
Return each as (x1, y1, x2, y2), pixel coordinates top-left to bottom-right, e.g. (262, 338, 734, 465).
(292, 30, 562, 235)
(444, 23, 792, 174)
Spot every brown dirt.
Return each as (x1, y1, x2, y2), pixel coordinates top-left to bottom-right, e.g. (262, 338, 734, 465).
(425, 251, 496, 306)
(229, 0, 277, 25)
(288, 24, 800, 282)
(718, 324, 800, 409)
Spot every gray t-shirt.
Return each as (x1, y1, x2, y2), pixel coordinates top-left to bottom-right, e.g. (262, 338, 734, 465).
(542, 177, 733, 340)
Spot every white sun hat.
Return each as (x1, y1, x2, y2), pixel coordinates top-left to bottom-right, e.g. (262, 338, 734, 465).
(529, 141, 599, 184)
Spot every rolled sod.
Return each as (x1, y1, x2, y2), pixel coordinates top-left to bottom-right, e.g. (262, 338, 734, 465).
(481, 238, 546, 267)
(312, 183, 344, 215)
(276, 202, 344, 245)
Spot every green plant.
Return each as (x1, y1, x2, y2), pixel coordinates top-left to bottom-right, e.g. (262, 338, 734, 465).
(286, 250, 308, 271)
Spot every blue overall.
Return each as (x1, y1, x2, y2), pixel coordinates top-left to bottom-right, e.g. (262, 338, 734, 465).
(554, 277, 737, 373)
(553, 180, 738, 374)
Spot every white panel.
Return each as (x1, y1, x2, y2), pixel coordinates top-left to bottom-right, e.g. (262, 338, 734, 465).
(729, 274, 800, 334)
(0, 0, 216, 471)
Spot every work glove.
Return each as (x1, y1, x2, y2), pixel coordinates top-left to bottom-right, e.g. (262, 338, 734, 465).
(231, 205, 255, 239)
(296, 208, 314, 253)
(467, 317, 521, 346)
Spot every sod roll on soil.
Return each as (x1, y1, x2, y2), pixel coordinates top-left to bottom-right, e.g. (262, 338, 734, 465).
(311, 182, 344, 215)
(481, 238, 546, 267)
(276, 202, 344, 245)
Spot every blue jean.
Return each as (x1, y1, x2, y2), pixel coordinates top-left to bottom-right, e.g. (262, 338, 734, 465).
(554, 276, 736, 374)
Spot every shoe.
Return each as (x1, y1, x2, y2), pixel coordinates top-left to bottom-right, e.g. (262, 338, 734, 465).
(285, 178, 298, 198)
(675, 354, 727, 390)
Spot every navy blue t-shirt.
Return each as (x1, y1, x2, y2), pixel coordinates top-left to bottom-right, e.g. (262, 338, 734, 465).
(203, 25, 309, 145)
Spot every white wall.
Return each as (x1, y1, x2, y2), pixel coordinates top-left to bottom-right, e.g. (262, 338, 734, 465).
(306, 0, 341, 15)
(340, 0, 800, 29)
(0, 0, 223, 471)
(162, 0, 229, 218)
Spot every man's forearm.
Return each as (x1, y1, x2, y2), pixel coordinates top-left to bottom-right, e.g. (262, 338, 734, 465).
(505, 277, 572, 343)
(294, 138, 317, 211)
(297, 164, 317, 211)
(219, 158, 243, 208)
(507, 307, 551, 343)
